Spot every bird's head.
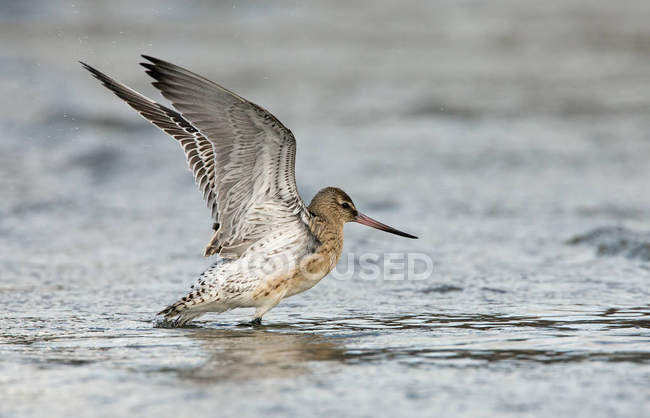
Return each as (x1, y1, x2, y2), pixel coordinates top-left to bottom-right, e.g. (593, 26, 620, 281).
(308, 187, 417, 239)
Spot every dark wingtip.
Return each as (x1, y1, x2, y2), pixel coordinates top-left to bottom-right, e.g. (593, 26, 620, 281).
(79, 61, 104, 81)
(79, 60, 93, 72)
(139, 56, 167, 80)
(141, 54, 165, 65)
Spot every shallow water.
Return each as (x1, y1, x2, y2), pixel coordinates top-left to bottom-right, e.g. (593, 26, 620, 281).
(1, 0, 650, 417)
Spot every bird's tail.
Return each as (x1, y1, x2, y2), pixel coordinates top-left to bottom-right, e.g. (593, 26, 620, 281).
(154, 302, 202, 328)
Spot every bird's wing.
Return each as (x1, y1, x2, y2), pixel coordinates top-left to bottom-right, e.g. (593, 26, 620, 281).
(81, 58, 309, 258)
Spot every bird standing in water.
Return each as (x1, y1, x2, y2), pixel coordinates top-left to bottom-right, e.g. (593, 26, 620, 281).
(81, 56, 417, 326)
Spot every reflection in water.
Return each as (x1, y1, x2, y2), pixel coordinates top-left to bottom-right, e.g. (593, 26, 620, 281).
(4, 306, 647, 385)
(173, 305, 650, 381)
(180, 328, 345, 381)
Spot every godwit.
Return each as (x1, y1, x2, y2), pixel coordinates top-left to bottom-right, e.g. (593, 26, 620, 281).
(81, 56, 417, 326)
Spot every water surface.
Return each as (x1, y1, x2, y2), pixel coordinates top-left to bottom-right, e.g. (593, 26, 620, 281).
(1, 1, 649, 416)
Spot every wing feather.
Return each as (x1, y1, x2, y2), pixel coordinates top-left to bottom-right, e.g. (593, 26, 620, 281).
(80, 62, 220, 224)
(140, 56, 307, 257)
(81, 57, 309, 258)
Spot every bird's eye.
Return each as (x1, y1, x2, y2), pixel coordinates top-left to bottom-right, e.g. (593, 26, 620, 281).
(341, 202, 351, 209)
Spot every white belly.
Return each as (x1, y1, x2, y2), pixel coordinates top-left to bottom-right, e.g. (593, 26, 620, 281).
(285, 269, 329, 298)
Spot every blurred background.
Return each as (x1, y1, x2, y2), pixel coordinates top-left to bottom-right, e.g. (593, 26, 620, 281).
(1, 1, 649, 417)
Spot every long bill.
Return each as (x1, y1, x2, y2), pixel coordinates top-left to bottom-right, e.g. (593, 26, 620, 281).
(355, 213, 418, 239)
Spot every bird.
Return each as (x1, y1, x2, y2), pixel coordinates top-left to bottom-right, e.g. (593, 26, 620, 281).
(81, 56, 417, 327)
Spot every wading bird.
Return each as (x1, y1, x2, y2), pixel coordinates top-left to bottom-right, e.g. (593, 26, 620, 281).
(81, 56, 417, 326)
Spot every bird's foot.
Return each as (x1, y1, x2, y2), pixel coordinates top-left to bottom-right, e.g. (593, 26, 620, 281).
(236, 317, 263, 327)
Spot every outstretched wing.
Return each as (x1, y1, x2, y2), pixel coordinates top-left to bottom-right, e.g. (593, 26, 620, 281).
(81, 62, 221, 220)
(81, 58, 309, 258)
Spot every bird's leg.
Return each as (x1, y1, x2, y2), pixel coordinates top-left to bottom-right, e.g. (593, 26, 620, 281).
(248, 292, 285, 326)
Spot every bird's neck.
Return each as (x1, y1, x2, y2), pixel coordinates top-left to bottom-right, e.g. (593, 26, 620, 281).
(308, 214, 344, 262)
